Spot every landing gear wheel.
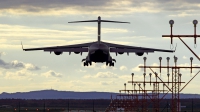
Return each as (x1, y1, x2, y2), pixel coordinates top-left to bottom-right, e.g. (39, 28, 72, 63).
(86, 62, 88, 66)
(83, 62, 86, 66)
(106, 62, 108, 66)
(112, 62, 114, 66)
(109, 62, 114, 67)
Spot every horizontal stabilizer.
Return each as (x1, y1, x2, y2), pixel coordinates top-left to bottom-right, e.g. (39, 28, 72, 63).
(68, 20, 130, 24)
(101, 20, 130, 24)
(68, 20, 98, 23)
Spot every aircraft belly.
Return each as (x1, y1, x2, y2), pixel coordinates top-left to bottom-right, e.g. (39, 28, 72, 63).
(89, 50, 109, 62)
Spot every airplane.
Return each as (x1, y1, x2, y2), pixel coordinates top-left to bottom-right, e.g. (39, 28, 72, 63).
(22, 16, 174, 67)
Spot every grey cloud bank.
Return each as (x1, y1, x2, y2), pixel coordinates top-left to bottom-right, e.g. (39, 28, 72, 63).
(0, 0, 109, 9)
(0, 0, 199, 13)
(0, 52, 40, 70)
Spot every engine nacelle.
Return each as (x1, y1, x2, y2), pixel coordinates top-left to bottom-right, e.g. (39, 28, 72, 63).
(118, 52, 124, 55)
(136, 52, 144, 56)
(54, 52, 63, 55)
(74, 52, 80, 54)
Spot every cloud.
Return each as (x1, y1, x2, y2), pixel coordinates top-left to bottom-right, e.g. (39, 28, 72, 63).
(0, 24, 94, 40)
(0, 52, 40, 70)
(183, 56, 187, 59)
(41, 70, 63, 78)
(96, 72, 118, 78)
(0, 0, 114, 15)
(131, 64, 143, 72)
(76, 69, 87, 73)
(100, 81, 116, 85)
(120, 65, 128, 71)
(1, 0, 199, 16)
(85, 63, 117, 70)
(0, 0, 109, 9)
(0, 52, 6, 57)
(168, 12, 200, 17)
(84, 72, 118, 78)
(4, 69, 36, 80)
(85, 27, 128, 33)
(0, 71, 3, 76)
(118, 74, 143, 81)
(9, 60, 24, 68)
(24, 63, 40, 71)
(0, 59, 40, 71)
(0, 24, 133, 49)
(0, 0, 198, 20)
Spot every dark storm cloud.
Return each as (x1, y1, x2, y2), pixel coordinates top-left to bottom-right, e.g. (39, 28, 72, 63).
(132, 0, 200, 11)
(0, 0, 198, 14)
(122, 0, 200, 13)
(153, 0, 200, 12)
(0, 0, 110, 10)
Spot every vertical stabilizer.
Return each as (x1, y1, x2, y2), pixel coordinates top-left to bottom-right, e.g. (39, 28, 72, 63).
(68, 16, 130, 44)
(98, 16, 101, 44)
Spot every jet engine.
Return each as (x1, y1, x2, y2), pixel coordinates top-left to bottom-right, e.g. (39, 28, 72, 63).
(54, 52, 63, 55)
(118, 52, 124, 55)
(74, 52, 80, 54)
(136, 52, 144, 56)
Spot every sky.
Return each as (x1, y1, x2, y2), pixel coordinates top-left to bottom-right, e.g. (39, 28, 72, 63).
(0, 0, 200, 94)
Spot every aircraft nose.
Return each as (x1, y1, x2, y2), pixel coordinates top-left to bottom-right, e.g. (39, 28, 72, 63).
(90, 43, 107, 51)
(93, 45, 99, 50)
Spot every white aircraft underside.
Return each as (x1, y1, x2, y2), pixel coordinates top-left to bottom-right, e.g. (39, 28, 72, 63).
(22, 16, 174, 67)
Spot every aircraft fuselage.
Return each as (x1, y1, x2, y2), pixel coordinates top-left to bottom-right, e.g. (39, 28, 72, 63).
(88, 43, 110, 63)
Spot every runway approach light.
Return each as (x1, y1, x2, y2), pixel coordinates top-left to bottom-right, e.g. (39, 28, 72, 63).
(169, 20, 174, 27)
(143, 57, 147, 61)
(174, 57, 178, 62)
(193, 20, 198, 27)
(167, 57, 170, 61)
(124, 83, 126, 92)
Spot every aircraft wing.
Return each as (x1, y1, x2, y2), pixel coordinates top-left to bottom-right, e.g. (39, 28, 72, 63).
(102, 42, 174, 53)
(22, 42, 96, 53)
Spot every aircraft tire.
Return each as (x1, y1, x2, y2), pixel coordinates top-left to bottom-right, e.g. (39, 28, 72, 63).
(112, 62, 114, 66)
(85, 62, 88, 66)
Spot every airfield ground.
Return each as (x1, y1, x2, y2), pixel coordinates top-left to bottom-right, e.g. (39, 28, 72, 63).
(0, 99, 200, 112)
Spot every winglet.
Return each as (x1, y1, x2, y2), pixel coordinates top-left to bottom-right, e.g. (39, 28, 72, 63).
(21, 41, 24, 51)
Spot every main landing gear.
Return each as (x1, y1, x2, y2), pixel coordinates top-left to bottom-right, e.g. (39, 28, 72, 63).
(82, 59, 92, 66)
(82, 59, 116, 67)
(83, 61, 91, 66)
(106, 59, 116, 67)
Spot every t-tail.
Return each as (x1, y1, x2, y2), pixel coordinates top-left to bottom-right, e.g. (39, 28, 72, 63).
(68, 16, 130, 44)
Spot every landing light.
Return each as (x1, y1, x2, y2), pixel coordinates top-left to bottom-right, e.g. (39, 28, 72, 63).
(169, 20, 174, 25)
(169, 20, 174, 27)
(193, 20, 198, 25)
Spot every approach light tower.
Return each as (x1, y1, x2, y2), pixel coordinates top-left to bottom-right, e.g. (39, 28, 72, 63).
(163, 19, 200, 61)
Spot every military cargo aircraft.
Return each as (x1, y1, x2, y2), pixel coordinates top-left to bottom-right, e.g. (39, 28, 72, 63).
(22, 16, 174, 66)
